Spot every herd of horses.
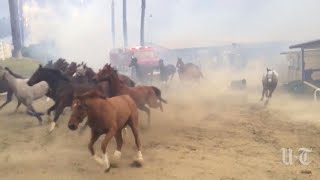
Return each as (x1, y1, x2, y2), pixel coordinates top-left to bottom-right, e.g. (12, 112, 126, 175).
(0, 57, 278, 172)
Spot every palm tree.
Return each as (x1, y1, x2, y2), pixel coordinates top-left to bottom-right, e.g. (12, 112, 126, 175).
(111, 0, 115, 48)
(140, 0, 146, 46)
(8, 0, 22, 58)
(123, 0, 128, 47)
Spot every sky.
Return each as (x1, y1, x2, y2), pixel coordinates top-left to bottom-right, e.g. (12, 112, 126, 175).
(0, 0, 320, 67)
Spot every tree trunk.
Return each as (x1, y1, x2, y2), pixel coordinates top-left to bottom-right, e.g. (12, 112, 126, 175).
(8, 0, 22, 58)
(123, 0, 128, 47)
(140, 0, 146, 47)
(111, 0, 115, 48)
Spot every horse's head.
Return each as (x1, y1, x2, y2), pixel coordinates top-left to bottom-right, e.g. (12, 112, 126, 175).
(266, 68, 274, 83)
(94, 64, 115, 82)
(176, 58, 183, 68)
(74, 64, 86, 77)
(28, 64, 45, 86)
(68, 97, 88, 131)
(68, 90, 106, 130)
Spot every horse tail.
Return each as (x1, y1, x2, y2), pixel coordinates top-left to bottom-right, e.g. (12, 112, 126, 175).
(151, 86, 167, 104)
(129, 79, 136, 87)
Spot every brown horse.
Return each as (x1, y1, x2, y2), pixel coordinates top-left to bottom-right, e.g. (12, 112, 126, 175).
(68, 90, 143, 172)
(95, 64, 167, 127)
(176, 58, 203, 82)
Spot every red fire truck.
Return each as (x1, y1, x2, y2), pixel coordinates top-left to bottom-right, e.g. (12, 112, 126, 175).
(109, 46, 160, 76)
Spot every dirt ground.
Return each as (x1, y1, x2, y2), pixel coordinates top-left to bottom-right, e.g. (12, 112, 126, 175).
(1, 71, 320, 180)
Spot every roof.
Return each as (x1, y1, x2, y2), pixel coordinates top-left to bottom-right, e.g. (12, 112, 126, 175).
(290, 39, 320, 49)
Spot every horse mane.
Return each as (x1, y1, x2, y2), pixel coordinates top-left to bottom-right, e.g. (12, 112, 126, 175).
(75, 90, 106, 100)
(43, 68, 71, 82)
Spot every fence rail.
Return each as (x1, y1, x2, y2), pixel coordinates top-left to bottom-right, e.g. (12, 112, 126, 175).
(303, 81, 320, 101)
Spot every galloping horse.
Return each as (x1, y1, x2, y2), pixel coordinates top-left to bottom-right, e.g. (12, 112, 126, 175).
(176, 58, 203, 83)
(95, 64, 167, 127)
(27, 65, 95, 132)
(68, 90, 143, 172)
(1, 68, 49, 124)
(0, 66, 25, 110)
(159, 59, 176, 83)
(129, 57, 154, 84)
(64, 62, 79, 78)
(261, 68, 278, 105)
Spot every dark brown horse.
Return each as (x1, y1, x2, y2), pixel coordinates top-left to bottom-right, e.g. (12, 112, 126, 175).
(95, 64, 167, 127)
(129, 57, 155, 84)
(159, 59, 176, 83)
(27, 65, 98, 132)
(68, 90, 143, 172)
(64, 62, 78, 78)
(176, 58, 203, 83)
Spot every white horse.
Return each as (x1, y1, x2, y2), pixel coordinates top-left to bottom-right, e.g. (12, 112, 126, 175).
(1, 68, 49, 124)
(261, 68, 278, 105)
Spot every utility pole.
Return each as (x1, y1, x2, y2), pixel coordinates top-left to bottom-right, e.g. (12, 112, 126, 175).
(8, 0, 22, 58)
(140, 0, 146, 47)
(122, 0, 128, 47)
(111, 0, 115, 48)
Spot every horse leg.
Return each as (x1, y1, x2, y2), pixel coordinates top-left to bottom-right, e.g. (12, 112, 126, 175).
(260, 88, 265, 101)
(139, 105, 151, 127)
(101, 129, 116, 172)
(89, 130, 104, 165)
(26, 104, 43, 125)
(128, 118, 143, 166)
(112, 130, 123, 164)
(0, 90, 13, 110)
(47, 102, 57, 117)
(14, 100, 22, 113)
(50, 102, 65, 132)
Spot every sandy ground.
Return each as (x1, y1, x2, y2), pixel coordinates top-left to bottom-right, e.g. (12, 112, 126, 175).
(1, 72, 320, 180)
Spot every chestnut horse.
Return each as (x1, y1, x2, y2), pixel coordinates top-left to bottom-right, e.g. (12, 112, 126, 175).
(68, 90, 143, 172)
(176, 58, 203, 83)
(95, 64, 167, 127)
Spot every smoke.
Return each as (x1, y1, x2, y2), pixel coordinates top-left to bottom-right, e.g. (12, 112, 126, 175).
(21, 0, 320, 69)
(23, 1, 109, 69)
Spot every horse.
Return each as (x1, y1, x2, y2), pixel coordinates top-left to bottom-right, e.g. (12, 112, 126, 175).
(102, 63, 135, 87)
(64, 62, 78, 78)
(94, 64, 167, 127)
(0, 66, 25, 110)
(129, 57, 155, 84)
(261, 68, 278, 105)
(1, 68, 49, 124)
(176, 58, 204, 83)
(27, 65, 96, 132)
(68, 90, 143, 172)
(159, 59, 176, 84)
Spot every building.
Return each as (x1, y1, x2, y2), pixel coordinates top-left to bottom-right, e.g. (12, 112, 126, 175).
(0, 41, 12, 60)
(281, 39, 320, 83)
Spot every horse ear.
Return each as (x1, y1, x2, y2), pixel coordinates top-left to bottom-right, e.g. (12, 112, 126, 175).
(39, 64, 42, 69)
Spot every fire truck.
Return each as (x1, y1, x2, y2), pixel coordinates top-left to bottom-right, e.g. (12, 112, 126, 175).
(109, 46, 160, 78)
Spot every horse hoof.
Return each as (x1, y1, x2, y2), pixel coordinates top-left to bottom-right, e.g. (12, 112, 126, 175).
(49, 122, 56, 132)
(131, 159, 143, 167)
(104, 167, 111, 173)
(93, 155, 105, 166)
